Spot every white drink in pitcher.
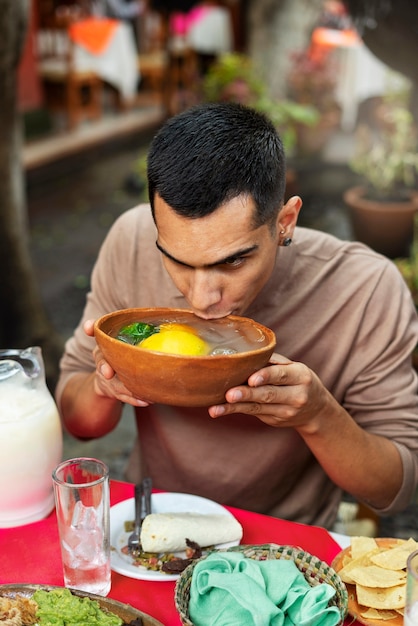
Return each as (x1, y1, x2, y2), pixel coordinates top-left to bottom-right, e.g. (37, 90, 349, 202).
(0, 349, 63, 528)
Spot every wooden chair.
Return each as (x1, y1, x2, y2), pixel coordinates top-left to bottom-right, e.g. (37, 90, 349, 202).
(137, 9, 170, 108)
(136, 8, 197, 114)
(165, 39, 199, 115)
(36, 6, 102, 130)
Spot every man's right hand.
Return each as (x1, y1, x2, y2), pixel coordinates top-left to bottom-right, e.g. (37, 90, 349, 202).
(84, 319, 151, 407)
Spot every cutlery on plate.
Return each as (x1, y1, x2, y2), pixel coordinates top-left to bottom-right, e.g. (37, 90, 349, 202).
(128, 477, 152, 553)
(128, 482, 143, 553)
(142, 476, 152, 520)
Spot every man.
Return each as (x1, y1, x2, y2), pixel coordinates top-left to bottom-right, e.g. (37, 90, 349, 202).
(56, 102, 418, 528)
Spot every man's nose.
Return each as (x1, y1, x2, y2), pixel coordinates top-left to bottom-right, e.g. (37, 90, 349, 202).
(187, 270, 222, 312)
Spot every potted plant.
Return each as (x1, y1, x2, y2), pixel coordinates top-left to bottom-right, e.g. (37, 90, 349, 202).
(201, 53, 320, 158)
(344, 96, 418, 258)
(286, 46, 342, 157)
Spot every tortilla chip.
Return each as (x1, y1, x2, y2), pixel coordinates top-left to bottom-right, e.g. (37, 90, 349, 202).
(336, 537, 413, 615)
(360, 607, 399, 620)
(338, 547, 384, 584)
(356, 583, 405, 610)
(351, 536, 378, 560)
(370, 538, 418, 571)
(348, 564, 406, 588)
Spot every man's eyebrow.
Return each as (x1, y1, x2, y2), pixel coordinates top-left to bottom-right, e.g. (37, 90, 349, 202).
(155, 241, 258, 268)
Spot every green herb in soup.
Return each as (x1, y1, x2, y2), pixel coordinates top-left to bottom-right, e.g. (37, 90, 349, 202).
(117, 322, 157, 346)
(33, 588, 122, 626)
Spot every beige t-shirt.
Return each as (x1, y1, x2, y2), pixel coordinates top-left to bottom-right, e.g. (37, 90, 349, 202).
(56, 205, 418, 528)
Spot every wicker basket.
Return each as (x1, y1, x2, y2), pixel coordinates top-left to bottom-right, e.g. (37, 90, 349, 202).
(174, 543, 348, 626)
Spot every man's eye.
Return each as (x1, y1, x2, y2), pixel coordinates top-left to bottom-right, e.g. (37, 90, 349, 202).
(224, 256, 245, 267)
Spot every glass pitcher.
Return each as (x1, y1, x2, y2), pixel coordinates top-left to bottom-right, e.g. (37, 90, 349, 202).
(0, 347, 63, 527)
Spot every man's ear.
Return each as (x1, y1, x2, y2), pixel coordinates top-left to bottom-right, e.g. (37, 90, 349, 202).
(277, 195, 302, 236)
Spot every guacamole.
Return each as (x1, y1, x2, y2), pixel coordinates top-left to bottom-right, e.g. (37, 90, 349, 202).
(33, 588, 122, 626)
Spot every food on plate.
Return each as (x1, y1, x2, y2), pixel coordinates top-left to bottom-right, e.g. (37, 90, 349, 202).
(121, 537, 203, 573)
(356, 583, 405, 611)
(0, 594, 34, 625)
(33, 588, 123, 626)
(335, 536, 418, 621)
(121, 511, 243, 574)
(347, 565, 406, 588)
(160, 539, 203, 574)
(351, 536, 377, 560)
(0, 587, 150, 626)
(0, 589, 124, 626)
(139, 512, 243, 553)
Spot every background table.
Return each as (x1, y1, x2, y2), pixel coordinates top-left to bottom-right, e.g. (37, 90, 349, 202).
(0, 480, 357, 625)
(72, 20, 139, 102)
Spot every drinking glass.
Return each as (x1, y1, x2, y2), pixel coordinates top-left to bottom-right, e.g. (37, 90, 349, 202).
(405, 550, 418, 625)
(52, 457, 111, 596)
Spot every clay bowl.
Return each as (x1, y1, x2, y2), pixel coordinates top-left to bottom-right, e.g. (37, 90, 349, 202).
(94, 308, 276, 407)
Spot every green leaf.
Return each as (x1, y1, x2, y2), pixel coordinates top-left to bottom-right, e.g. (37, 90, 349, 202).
(117, 322, 157, 345)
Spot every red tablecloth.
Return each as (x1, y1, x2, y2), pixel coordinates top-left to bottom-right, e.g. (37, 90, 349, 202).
(0, 480, 355, 625)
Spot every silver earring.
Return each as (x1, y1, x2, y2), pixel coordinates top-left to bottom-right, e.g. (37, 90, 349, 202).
(283, 237, 292, 247)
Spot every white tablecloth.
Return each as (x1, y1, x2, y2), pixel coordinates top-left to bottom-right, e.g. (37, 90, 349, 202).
(335, 42, 411, 130)
(330, 531, 351, 549)
(169, 5, 233, 58)
(73, 21, 139, 101)
(187, 6, 233, 55)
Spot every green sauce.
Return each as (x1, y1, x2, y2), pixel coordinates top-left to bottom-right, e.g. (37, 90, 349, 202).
(33, 588, 122, 626)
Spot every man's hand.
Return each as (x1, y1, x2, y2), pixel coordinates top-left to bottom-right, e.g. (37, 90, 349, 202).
(84, 320, 150, 407)
(208, 352, 403, 511)
(208, 353, 330, 432)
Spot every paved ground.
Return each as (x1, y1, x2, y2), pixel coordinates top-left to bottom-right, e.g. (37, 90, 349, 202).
(26, 127, 418, 539)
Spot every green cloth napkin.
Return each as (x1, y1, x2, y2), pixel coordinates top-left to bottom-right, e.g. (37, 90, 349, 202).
(188, 552, 341, 626)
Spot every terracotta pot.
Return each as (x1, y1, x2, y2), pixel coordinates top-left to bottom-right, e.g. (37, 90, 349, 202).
(343, 185, 418, 258)
(94, 308, 276, 407)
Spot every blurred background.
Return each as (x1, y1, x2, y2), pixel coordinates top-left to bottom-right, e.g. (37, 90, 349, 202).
(2, 0, 418, 538)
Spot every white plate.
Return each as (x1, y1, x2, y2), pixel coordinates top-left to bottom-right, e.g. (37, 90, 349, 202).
(110, 492, 240, 581)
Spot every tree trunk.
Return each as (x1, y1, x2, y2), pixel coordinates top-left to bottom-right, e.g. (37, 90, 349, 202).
(246, 0, 324, 99)
(0, 0, 64, 390)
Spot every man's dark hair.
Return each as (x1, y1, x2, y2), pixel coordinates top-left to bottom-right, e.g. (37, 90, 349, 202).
(147, 102, 287, 228)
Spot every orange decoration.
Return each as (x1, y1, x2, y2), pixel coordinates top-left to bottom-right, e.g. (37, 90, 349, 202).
(311, 26, 360, 49)
(69, 18, 118, 55)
